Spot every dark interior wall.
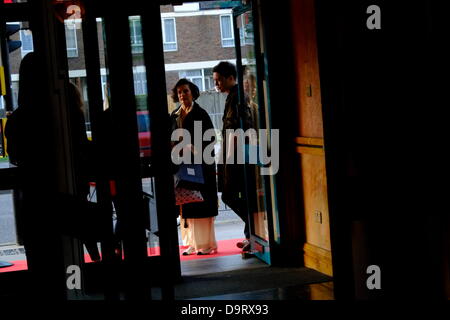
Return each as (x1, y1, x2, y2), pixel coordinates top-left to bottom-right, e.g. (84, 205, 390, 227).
(255, 1, 449, 295)
(315, 0, 448, 299)
(425, 0, 450, 300)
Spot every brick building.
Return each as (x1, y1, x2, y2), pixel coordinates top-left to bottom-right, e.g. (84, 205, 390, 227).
(1, 2, 250, 116)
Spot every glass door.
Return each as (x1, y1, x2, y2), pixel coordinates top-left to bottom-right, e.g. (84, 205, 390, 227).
(0, 0, 181, 299)
(0, 1, 34, 284)
(233, 0, 278, 264)
(54, 0, 181, 299)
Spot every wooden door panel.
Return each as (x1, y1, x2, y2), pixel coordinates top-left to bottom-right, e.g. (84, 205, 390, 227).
(291, 0, 324, 138)
(291, 0, 332, 276)
(301, 154, 330, 251)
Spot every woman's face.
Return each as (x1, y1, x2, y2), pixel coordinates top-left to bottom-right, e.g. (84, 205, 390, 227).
(177, 84, 193, 107)
(244, 78, 250, 94)
(244, 75, 256, 98)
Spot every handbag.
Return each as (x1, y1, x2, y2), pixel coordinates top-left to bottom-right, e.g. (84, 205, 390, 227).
(174, 186, 204, 206)
(175, 163, 205, 190)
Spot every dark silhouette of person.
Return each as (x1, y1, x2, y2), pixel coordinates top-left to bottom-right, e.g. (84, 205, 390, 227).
(4, 52, 47, 250)
(4, 53, 74, 294)
(5, 54, 36, 168)
(66, 81, 101, 262)
(98, 105, 123, 258)
(6, 52, 101, 262)
(4, 53, 38, 249)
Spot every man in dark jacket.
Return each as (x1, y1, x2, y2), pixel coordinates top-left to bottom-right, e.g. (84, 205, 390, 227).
(213, 62, 254, 252)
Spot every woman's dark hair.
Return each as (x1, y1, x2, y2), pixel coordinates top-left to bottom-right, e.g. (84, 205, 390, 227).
(212, 61, 237, 80)
(171, 78, 200, 103)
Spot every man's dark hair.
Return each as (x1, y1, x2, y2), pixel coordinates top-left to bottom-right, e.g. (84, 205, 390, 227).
(213, 61, 237, 80)
(171, 78, 200, 102)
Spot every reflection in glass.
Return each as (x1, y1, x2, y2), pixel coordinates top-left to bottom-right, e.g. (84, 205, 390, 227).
(239, 11, 269, 241)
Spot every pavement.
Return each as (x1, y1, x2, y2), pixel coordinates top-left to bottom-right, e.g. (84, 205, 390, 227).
(0, 159, 16, 245)
(0, 158, 9, 169)
(0, 190, 16, 245)
(0, 159, 16, 266)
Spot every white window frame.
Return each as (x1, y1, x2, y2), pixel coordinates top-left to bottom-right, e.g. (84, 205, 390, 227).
(201, 69, 206, 93)
(19, 29, 34, 58)
(178, 69, 217, 92)
(220, 14, 234, 48)
(203, 69, 215, 91)
(173, 3, 200, 12)
(162, 18, 177, 52)
(130, 18, 143, 54)
(65, 22, 78, 58)
(133, 70, 148, 95)
(100, 74, 108, 101)
(179, 69, 204, 92)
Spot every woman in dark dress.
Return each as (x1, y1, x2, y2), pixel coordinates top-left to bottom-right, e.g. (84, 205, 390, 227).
(170, 79, 218, 255)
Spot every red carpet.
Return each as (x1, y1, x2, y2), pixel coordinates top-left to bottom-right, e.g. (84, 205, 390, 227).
(178, 238, 244, 261)
(84, 238, 245, 262)
(0, 238, 244, 272)
(0, 259, 28, 273)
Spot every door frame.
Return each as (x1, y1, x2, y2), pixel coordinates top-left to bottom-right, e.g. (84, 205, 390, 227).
(231, 0, 279, 265)
(0, 0, 288, 299)
(77, 0, 182, 299)
(0, 0, 80, 299)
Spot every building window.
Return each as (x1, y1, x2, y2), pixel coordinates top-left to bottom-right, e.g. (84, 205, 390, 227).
(19, 24, 77, 58)
(179, 69, 216, 92)
(220, 14, 234, 47)
(162, 18, 177, 52)
(179, 69, 203, 91)
(133, 71, 147, 95)
(65, 22, 78, 58)
(129, 18, 143, 54)
(203, 69, 215, 91)
(20, 29, 34, 57)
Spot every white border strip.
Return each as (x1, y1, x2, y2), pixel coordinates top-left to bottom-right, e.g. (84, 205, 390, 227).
(161, 9, 232, 18)
(10, 58, 248, 81)
(164, 59, 239, 72)
(93, 9, 233, 22)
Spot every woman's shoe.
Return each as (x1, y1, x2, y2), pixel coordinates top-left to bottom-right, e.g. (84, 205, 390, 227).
(197, 248, 217, 255)
(182, 246, 195, 255)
